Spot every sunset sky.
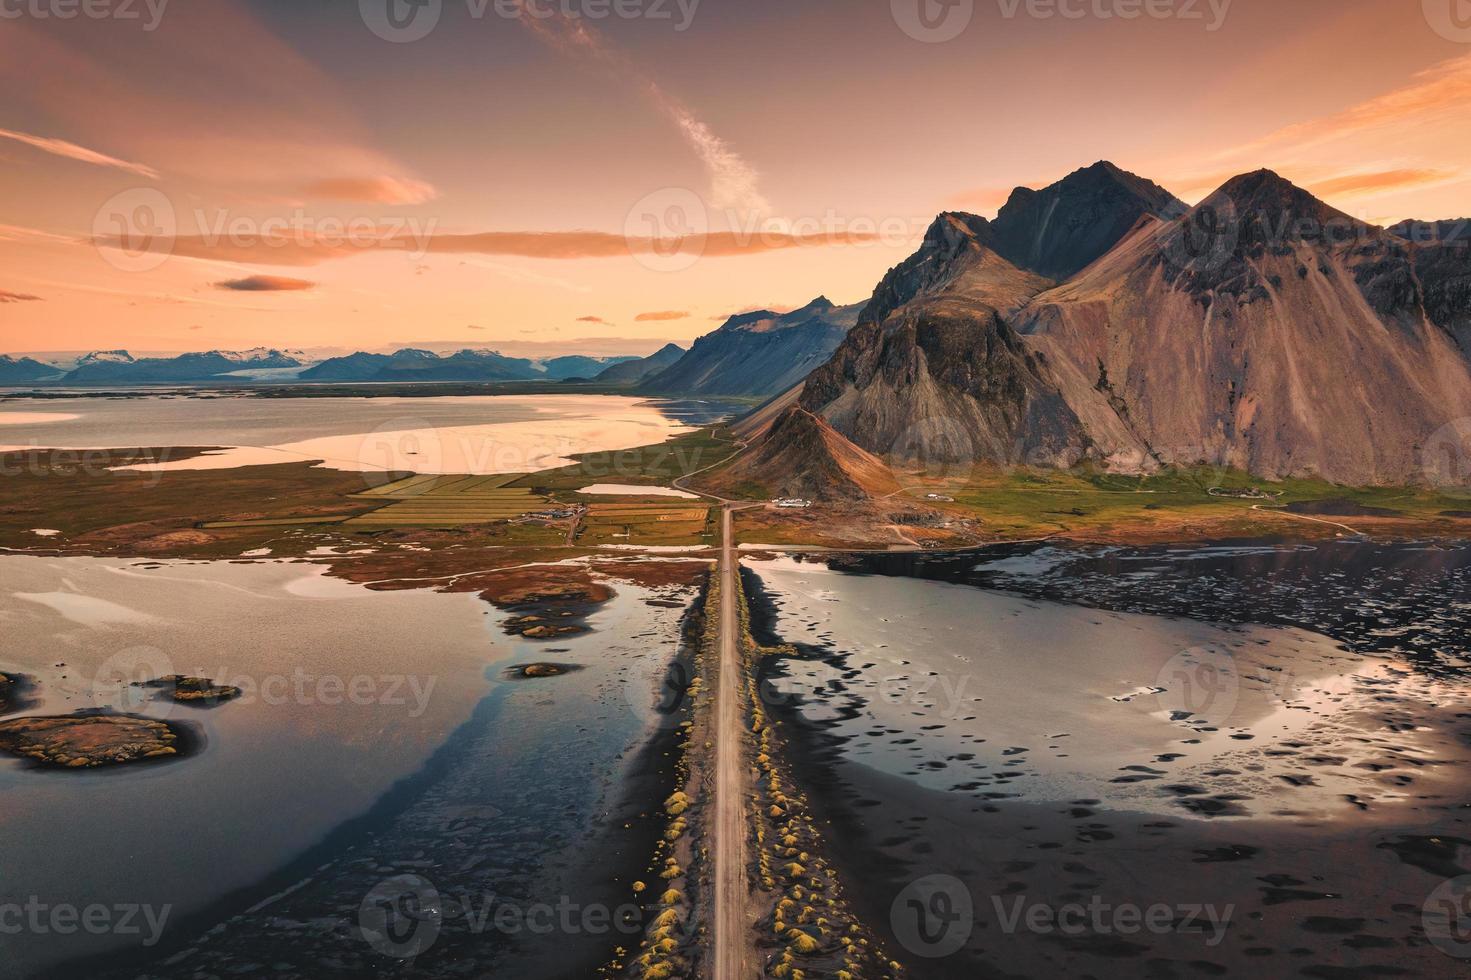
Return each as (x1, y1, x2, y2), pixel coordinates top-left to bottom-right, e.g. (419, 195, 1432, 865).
(3, 0, 1471, 357)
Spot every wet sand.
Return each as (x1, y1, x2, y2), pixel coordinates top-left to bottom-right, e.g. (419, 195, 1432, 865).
(743, 552, 1471, 977)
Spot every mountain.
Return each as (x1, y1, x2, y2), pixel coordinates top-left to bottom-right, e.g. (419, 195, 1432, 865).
(542, 354, 640, 381)
(301, 348, 530, 382)
(1390, 218, 1471, 355)
(300, 348, 638, 383)
(706, 406, 900, 501)
(734, 165, 1471, 491)
(594, 343, 686, 384)
(987, 160, 1187, 280)
(640, 297, 861, 398)
(0, 355, 60, 383)
(62, 348, 305, 384)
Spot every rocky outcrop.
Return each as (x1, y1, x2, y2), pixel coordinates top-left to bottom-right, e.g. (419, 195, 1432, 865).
(1391, 219, 1471, 356)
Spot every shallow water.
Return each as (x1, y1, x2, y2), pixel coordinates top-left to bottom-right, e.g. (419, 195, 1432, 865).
(0, 556, 695, 978)
(0, 394, 700, 474)
(744, 543, 1471, 977)
(747, 556, 1463, 820)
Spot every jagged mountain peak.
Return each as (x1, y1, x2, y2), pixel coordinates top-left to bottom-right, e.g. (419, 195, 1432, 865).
(787, 295, 836, 319)
(1203, 170, 1359, 233)
(988, 163, 1186, 281)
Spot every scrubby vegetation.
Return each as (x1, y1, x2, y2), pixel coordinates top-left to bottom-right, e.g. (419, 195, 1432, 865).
(605, 569, 718, 980)
(733, 572, 900, 979)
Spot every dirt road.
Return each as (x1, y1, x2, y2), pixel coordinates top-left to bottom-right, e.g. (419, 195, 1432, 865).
(713, 504, 749, 979)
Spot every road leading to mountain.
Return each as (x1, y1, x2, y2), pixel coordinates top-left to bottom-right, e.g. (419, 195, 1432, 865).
(713, 504, 750, 979)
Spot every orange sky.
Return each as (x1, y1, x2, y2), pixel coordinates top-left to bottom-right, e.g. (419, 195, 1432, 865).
(2, 0, 1470, 356)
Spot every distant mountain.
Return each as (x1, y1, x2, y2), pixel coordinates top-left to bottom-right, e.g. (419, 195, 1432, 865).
(300, 348, 638, 383)
(542, 354, 639, 381)
(62, 348, 305, 384)
(727, 164, 1471, 491)
(594, 343, 686, 384)
(639, 297, 860, 398)
(0, 354, 61, 383)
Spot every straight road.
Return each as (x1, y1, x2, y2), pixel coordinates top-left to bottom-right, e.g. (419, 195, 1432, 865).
(713, 504, 748, 980)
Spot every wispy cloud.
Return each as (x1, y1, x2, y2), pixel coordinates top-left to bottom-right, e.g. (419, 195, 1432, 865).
(511, 3, 772, 217)
(0, 223, 78, 245)
(1232, 55, 1471, 159)
(94, 228, 877, 267)
(577, 315, 610, 324)
(634, 310, 690, 322)
(1306, 168, 1459, 199)
(0, 289, 43, 303)
(304, 176, 438, 205)
(0, 126, 157, 178)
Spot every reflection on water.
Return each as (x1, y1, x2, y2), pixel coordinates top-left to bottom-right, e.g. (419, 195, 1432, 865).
(0, 394, 726, 474)
(747, 556, 1464, 820)
(0, 556, 696, 979)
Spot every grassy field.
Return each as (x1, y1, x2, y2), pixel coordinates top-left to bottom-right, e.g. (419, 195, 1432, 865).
(894, 465, 1471, 541)
(577, 501, 717, 546)
(515, 426, 738, 494)
(342, 475, 552, 528)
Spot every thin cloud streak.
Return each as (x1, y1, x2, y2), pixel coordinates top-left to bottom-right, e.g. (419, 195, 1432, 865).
(304, 176, 438, 205)
(0, 126, 158, 178)
(92, 228, 880, 267)
(512, 4, 772, 216)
